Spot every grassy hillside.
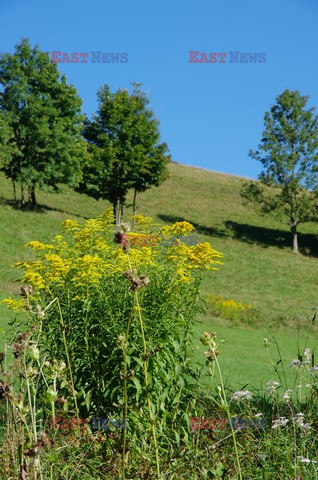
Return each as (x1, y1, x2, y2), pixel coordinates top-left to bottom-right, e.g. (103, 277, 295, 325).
(1, 162, 318, 387)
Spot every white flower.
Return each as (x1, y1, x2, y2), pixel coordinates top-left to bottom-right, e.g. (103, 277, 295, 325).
(304, 348, 311, 361)
(297, 456, 317, 464)
(272, 417, 289, 429)
(282, 389, 293, 401)
(230, 390, 252, 402)
(290, 359, 301, 368)
(266, 380, 280, 394)
(293, 413, 311, 430)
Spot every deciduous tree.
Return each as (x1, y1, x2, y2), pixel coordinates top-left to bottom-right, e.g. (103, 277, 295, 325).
(78, 83, 170, 225)
(241, 89, 318, 253)
(0, 39, 84, 208)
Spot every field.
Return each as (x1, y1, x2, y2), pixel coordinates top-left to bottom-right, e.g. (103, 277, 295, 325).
(1, 162, 318, 389)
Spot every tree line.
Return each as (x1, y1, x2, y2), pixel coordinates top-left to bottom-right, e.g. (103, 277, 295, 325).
(1, 40, 318, 252)
(0, 39, 170, 224)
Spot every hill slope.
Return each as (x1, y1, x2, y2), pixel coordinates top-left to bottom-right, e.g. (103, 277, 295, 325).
(1, 162, 318, 326)
(1, 163, 318, 388)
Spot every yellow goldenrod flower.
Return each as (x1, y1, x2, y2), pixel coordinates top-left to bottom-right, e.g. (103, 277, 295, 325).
(133, 214, 154, 228)
(160, 221, 195, 237)
(63, 219, 81, 232)
(25, 241, 55, 251)
(97, 208, 115, 226)
(23, 270, 46, 290)
(0, 298, 26, 312)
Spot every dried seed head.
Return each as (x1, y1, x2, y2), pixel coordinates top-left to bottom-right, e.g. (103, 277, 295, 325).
(120, 222, 131, 233)
(36, 305, 45, 319)
(56, 396, 67, 404)
(20, 284, 33, 297)
(0, 381, 11, 400)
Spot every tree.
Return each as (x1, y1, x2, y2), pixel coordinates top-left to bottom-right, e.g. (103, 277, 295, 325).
(0, 110, 18, 198)
(78, 83, 170, 225)
(241, 89, 318, 254)
(0, 39, 84, 208)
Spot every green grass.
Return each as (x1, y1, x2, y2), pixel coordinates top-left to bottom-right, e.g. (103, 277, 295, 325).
(1, 162, 318, 388)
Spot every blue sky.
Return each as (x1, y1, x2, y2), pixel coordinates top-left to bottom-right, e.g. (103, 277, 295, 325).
(1, 0, 317, 179)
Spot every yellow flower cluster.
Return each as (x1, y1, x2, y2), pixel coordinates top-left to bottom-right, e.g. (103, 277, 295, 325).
(0, 298, 27, 312)
(160, 221, 195, 237)
(4, 213, 224, 307)
(205, 294, 253, 322)
(132, 214, 157, 232)
(72, 254, 110, 287)
(168, 242, 224, 283)
(44, 254, 71, 285)
(115, 245, 157, 270)
(63, 219, 80, 232)
(25, 241, 55, 251)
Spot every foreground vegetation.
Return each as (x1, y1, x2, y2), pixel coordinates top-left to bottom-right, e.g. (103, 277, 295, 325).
(1, 211, 318, 479)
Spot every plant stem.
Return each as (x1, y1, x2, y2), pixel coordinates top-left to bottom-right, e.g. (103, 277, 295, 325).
(121, 299, 135, 480)
(214, 356, 242, 480)
(135, 291, 161, 479)
(56, 297, 79, 422)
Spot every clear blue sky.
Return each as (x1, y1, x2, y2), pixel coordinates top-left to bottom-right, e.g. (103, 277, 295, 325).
(1, 0, 317, 179)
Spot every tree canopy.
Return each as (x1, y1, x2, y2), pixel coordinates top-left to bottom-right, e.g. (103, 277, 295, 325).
(78, 83, 170, 224)
(0, 38, 85, 208)
(241, 89, 318, 253)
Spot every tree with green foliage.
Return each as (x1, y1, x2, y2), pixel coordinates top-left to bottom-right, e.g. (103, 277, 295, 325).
(241, 89, 318, 253)
(0, 110, 18, 198)
(78, 83, 170, 225)
(0, 38, 85, 208)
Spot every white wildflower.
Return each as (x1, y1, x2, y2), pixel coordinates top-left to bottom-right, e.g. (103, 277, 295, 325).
(230, 390, 252, 402)
(293, 413, 311, 430)
(282, 389, 293, 401)
(290, 359, 302, 368)
(297, 456, 317, 464)
(266, 380, 280, 394)
(272, 417, 289, 429)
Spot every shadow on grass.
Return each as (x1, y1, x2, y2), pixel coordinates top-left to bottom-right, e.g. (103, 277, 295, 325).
(157, 214, 318, 257)
(0, 196, 87, 219)
(225, 221, 318, 257)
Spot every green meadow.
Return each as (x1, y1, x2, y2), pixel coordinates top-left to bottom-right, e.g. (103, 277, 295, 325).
(1, 162, 318, 389)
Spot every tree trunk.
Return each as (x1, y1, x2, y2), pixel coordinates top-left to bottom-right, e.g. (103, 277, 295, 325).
(291, 223, 298, 254)
(132, 188, 137, 229)
(21, 184, 25, 209)
(12, 180, 17, 202)
(117, 199, 122, 226)
(27, 185, 37, 209)
(31, 185, 36, 208)
(113, 202, 117, 225)
(114, 198, 121, 226)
